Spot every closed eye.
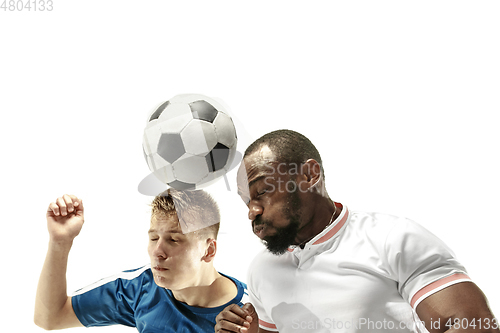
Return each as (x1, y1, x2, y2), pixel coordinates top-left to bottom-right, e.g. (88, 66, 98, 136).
(257, 188, 270, 196)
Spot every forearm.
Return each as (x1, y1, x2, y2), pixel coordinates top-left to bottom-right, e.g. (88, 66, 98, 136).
(34, 240, 73, 329)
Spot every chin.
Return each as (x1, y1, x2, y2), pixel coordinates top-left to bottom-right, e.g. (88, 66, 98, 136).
(153, 274, 174, 289)
(264, 243, 291, 256)
(155, 274, 193, 291)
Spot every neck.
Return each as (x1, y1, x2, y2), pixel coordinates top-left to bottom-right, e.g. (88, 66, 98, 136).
(296, 196, 339, 247)
(171, 268, 236, 308)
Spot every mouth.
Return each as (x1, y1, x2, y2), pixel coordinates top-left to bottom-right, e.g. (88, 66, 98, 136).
(253, 224, 268, 239)
(153, 265, 168, 272)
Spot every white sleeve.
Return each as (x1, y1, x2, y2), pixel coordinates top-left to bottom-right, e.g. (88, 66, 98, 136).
(247, 255, 279, 332)
(383, 218, 471, 309)
(247, 285, 279, 331)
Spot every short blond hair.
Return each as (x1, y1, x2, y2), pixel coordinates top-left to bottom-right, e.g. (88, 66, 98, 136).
(150, 188, 220, 238)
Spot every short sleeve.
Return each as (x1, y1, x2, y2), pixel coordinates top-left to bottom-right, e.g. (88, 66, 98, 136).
(383, 218, 471, 309)
(247, 284, 279, 332)
(247, 251, 279, 332)
(71, 267, 149, 327)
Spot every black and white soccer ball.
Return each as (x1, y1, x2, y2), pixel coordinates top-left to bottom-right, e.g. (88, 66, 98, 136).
(142, 94, 238, 190)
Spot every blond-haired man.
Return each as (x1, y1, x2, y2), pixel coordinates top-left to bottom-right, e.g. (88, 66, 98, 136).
(35, 189, 247, 332)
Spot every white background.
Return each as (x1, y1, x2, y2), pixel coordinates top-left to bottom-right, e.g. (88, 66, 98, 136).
(1, 1, 498, 332)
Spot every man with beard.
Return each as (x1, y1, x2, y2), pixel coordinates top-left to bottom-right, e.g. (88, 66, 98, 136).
(215, 130, 498, 333)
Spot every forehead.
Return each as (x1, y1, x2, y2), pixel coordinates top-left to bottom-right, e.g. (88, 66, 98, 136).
(149, 214, 183, 234)
(237, 145, 277, 193)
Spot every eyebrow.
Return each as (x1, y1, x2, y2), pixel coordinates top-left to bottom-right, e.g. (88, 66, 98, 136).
(148, 229, 183, 235)
(237, 175, 264, 198)
(248, 175, 266, 190)
(237, 175, 269, 204)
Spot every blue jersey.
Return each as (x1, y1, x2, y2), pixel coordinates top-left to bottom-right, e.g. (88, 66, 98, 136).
(71, 265, 248, 332)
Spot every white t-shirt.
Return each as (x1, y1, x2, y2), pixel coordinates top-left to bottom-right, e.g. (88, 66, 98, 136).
(247, 204, 471, 333)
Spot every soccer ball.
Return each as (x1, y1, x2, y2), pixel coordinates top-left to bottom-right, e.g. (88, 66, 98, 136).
(142, 94, 238, 190)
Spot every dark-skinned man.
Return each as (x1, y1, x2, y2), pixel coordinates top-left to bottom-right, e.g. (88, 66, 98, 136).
(215, 129, 498, 333)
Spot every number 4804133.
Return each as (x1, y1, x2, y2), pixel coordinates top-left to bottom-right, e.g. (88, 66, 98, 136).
(1, 0, 53, 11)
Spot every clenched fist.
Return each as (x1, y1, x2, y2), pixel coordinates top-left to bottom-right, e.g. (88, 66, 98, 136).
(46, 194, 84, 244)
(215, 303, 260, 333)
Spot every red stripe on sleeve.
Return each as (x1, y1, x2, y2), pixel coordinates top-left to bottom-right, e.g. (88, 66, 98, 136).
(259, 319, 277, 329)
(410, 273, 471, 308)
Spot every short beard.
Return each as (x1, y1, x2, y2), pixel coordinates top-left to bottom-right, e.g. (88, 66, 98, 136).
(262, 216, 300, 255)
(262, 189, 302, 255)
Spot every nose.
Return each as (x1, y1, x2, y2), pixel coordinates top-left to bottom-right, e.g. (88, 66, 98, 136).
(151, 241, 167, 259)
(248, 201, 263, 222)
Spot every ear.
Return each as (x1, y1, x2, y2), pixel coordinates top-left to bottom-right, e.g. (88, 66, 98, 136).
(299, 159, 322, 191)
(202, 238, 217, 263)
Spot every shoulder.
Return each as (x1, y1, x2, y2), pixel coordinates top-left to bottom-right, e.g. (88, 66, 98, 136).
(71, 264, 153, 297)
(222, 272, 247, 291)
(70, 264, 156, 328)
(343, 210, 440, 255)
(219, 272, 250, 305)
(348, 210, 405, 229)
(345, 209, 457, 257)
(347, 209, 435, 238)
(345, 210, 409, 240)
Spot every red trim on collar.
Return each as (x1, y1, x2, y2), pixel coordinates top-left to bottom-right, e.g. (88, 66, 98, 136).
(312, 206, 349, 245)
